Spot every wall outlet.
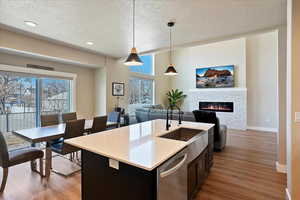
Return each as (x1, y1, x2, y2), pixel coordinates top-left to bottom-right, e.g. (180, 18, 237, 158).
(109, 158, 119, 170)
(295, 112, 300, 123)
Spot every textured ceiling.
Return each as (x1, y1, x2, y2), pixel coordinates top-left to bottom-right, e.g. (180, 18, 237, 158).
(0, 0, 286, 58)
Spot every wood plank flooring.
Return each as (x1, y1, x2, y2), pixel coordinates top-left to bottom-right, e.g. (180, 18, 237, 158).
(197, 129, 287, 200)
(0, 129, 286, 200)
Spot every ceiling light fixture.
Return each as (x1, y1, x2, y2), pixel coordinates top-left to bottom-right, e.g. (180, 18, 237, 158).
(164, 21, 178, 76)
(86, 41, 94, 45)
(124, 0, 143, 66)
(24, 21, 37, 27)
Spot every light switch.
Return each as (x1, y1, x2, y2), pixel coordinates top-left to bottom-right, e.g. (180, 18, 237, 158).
(109, 158, 119, 170)
(295, 112, 300, 122)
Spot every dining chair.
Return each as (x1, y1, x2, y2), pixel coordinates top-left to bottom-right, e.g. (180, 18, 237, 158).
(41, 114, 59, 127)
(0, 132, 44, 192)
(51, 119, 85, 176)
(41, 113, 63, 146)
(114, 107, 125, 115)
(62, 112, 77, 123)
(90, 116, 108, 134)
(107, 111, 121, 129)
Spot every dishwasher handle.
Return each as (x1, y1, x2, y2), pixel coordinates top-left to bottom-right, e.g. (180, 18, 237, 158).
(160, 154, 187, 178)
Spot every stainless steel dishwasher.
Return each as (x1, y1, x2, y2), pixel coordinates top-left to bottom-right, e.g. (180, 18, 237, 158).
(157, 147, 188, 200)
(157, 128, 208, 200)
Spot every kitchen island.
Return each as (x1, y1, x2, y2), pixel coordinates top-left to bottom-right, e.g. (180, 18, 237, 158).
(66, 119, 214, 200)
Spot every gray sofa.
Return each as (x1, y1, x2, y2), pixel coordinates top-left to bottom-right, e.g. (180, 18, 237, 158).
(135, 108, 195, 122)
(135, 107, 227, 151)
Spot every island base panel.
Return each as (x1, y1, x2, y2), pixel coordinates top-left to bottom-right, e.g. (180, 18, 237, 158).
(82, 150, 157, 200)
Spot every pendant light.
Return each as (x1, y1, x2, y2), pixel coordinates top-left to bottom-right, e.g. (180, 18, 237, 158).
(164, 21, 178, 76)
(124, 0, 143, 66)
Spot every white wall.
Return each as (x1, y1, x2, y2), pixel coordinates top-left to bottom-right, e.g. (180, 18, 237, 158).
(246, 31, 279, 131)
(170, 38, 246, 111)
(94, 67, 108, 116)
(106, 59, 130, 113)
(287, 0, 300, 198)
(0, 29, 106, 67)
(164, 31, 278, 130)
(154, 52, 171, 106)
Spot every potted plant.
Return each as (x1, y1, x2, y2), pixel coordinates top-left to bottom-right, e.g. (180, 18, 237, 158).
(166, 89, 187, 109)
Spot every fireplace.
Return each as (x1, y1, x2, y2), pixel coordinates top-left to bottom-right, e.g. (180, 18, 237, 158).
(199, 102, 234, 113)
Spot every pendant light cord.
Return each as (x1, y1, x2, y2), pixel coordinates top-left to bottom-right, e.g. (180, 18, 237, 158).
(169, 25, 172, 65)
(133, 0, 136, 48)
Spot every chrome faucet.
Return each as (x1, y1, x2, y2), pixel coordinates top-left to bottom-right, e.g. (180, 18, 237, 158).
(166, 105, 182, 130)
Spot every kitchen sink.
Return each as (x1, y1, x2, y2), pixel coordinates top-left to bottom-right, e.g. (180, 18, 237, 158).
(159, 128, 204, 142)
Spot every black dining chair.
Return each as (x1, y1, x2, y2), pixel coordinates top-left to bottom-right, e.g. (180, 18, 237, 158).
(62, 112, 77, 123)
(41, 113, 63, 145)
(114, 107, 125, 115)
(90, 116, 108, 134)
(107, 111, 121, 129)
(41, 114, 59, 127)
(51, 119, 85, 176)
(0, 132, 44, 192)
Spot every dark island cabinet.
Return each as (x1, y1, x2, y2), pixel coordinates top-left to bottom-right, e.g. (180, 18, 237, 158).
(81, 150, 157, 200)
(188, 148, 209, 200)
(81, 146, 211, 200)
(207, 128, 214, 169)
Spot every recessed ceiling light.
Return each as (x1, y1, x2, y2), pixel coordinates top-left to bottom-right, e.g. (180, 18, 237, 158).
(24, 21, 38, 27)
(86, 41, 94, 45)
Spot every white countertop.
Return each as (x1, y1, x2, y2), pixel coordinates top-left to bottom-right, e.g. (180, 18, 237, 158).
(65, 119, 214, 171)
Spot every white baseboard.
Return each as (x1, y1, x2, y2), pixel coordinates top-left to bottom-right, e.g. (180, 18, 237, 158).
(247, 126, 278, 133)
(276, 161, 287, 173)
(286, 188, 291, 200)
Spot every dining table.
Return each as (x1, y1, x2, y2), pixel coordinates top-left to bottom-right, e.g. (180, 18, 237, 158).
(12, 120, 118, 178)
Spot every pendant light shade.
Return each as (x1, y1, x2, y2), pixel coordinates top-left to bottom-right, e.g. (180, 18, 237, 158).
(164, 21, 178, 76)
(124, 48, 143, 66)
(124, 0, 143, 66)
(164, 64, 178, 75)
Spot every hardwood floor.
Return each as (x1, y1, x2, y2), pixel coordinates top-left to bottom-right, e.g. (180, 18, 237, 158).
(197, 129, 287, 200)
(0, 130, 286, 200)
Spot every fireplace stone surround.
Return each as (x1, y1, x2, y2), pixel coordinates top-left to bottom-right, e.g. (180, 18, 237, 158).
(188, 88, 247, 130)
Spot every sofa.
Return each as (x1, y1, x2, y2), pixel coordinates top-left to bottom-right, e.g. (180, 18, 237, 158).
(135, 107, 195, 122)
(135, 107, 227, 151)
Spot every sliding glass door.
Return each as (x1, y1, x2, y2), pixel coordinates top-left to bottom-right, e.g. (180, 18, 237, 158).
(40, 78, 71, 115)
(0, 71, 37, 133)
(0, 71, 72, 134)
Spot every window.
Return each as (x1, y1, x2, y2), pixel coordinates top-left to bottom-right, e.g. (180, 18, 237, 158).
(128, 54, 155, 115)
(129, 55, 154, 75)
(0, 70, 73, 149)
(128, 77, 154, 115)
(129, 78, 154, 105)
(0, 72, 37, 133)
(41, 78, 71, 114)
